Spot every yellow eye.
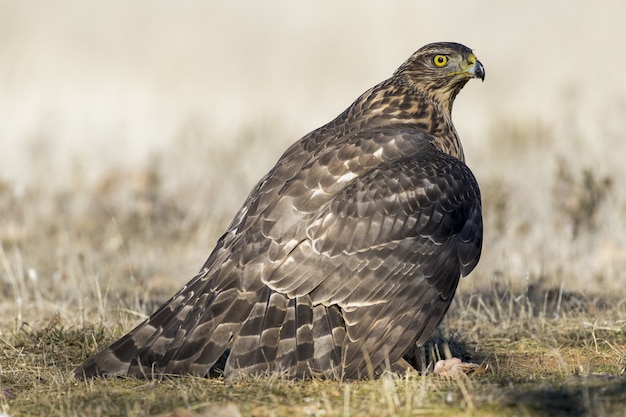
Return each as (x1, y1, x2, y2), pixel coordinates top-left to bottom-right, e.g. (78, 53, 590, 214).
(433, 55, 448, 67)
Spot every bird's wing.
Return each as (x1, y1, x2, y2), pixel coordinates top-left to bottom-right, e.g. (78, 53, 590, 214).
(178, 131, 482, 378)
(252, 146, 482, 377)
(74, 130, 481, 380)
(260, 146, 482, 304)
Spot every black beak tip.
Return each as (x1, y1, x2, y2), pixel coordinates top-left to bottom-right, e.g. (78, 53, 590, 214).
(476, 60, 485, 82)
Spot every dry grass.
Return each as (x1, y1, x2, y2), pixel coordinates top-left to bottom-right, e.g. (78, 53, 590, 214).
(1, 166, 626, 415)
(1, 262, 626, 416)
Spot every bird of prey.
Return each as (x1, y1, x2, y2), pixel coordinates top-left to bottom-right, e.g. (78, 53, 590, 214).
(75, 42, 484, 381)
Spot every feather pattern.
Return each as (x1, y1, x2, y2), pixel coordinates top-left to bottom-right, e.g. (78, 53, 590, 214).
(74, 42, 484, 381)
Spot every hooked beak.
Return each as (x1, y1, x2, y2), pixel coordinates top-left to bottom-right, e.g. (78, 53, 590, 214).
(467, 58, 485, 81)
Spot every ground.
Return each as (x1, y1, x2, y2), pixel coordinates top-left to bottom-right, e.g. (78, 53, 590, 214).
(1, 274, 626, 416)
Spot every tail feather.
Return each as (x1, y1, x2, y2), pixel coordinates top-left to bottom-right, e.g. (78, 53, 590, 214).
(274, 298, 298, 371)
(157, 288, 257, 375)
(75, 288, 199, 379)
(224, 287, 282, 377)
(74, 274, 348, 380)
(74, 260, 455, 381)
(293, 298, 315, 374)
(224, 293, 345, 379)
(310, 303, 345, 378)
(75, 268, 242, 378)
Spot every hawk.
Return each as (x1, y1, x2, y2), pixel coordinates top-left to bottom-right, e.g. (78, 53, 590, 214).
(75, 42, 484, 381)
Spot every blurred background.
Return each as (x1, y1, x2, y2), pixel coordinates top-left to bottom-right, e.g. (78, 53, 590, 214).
(0, 1, 625, 321)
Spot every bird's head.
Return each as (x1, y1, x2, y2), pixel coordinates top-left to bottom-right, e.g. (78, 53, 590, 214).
(394, 42, 485, 113)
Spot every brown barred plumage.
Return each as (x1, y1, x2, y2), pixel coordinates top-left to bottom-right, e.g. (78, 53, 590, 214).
(74, 42, 484, 381)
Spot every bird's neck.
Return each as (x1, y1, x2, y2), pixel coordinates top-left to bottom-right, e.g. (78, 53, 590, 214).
(342, 80, 465, 161)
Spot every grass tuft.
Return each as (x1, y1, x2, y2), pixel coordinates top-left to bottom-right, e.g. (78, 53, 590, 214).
(1, 281, 626, 416)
